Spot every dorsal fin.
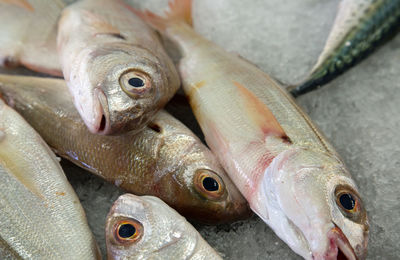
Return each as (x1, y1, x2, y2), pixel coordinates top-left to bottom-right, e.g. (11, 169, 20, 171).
(0, 0, 34, 11)
(81, 10, 122, 36)
(132, 0, 192, 32)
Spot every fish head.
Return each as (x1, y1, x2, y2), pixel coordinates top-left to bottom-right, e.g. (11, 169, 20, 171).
(74, 42, 179, 135)
(254, 149, 368, 260)
(106, 194, 199, 259)
(149, 112, 251, 224)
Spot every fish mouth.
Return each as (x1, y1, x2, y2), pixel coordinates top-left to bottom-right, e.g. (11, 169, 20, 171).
(320, 226, 358, 260)
(94, 88, 111, 135)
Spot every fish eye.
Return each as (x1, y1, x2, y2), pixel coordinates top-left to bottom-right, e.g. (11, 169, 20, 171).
(339, 193, 355, 210)
(202, 177, 219, 191)
(128, 77, 144, 88)
(119, 70, 152, 97)
(114, 219, 143, 244)
(194, 169, 225, 200)
(335, 185, 365, 223)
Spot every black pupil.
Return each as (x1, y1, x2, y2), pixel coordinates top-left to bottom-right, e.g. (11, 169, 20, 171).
(118, 224, 136, 238)
(128, 77, 144, 88)
(202, 177, 219, 192)
(339, 193, 355, 210)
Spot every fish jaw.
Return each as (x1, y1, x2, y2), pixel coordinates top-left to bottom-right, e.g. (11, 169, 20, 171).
(252, 148, 368, 260)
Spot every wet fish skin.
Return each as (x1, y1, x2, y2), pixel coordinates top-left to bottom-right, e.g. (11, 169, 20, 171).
(106, 194, 222, 260)
(0, 99, 101, 259)
(136, 0, 369, 259)
(57, 0, 180, 135)
(0, 0, 63, 76)
(0, 74, 251, 224)
(289, 0, 400, 97)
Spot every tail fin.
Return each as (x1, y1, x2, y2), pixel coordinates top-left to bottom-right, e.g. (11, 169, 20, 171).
(132, 0, 192, 32)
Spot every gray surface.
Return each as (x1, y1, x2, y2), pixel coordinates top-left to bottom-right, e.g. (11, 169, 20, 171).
(2, 0, 399, 259)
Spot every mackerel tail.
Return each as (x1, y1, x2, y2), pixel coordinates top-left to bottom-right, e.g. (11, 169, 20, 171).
(289, 0, 400, 97)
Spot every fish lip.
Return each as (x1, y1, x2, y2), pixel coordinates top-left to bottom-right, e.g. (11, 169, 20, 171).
(317, 226, 358, 260)
(94, 88, 111, 135)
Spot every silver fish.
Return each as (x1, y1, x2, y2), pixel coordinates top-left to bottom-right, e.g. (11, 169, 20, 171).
(106, 194, 222, 260)
(57, 0, 181, 135)
(0, 99, 101, 259)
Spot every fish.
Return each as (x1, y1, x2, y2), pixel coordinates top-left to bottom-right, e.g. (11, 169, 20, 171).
(289, 0, 400, 97)
(57, 0, 181, 135)
(0, 74, 251, 224)
(135, 0, 369, 259)
(0, 0, 64, 76)
(106, 194, 222, 259)
(0, 98, 101, 259)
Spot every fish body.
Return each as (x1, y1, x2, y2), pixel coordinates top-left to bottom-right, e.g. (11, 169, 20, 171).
(0, 74, 250, 224)
(0, 0, 63, 76)
(0, 99, 100, 259)
(290, 0, 400, 96)
(57, 0, 180, 135)
(106, 194, 222, 260)
(136, 0, 369, 259)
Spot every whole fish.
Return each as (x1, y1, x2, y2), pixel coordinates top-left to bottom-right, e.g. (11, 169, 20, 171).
(0, 0, 63, 76)
(106, 194, 222, 259)
(0, 99, 101, 259)
(0, 74, 250, 224)
(136, 0, 369, 259)
(289, 0, 400, 97)
(57, 0, 180, 135)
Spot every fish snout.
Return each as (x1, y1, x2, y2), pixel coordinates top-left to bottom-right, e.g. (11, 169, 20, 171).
(312, 226, 358, 260)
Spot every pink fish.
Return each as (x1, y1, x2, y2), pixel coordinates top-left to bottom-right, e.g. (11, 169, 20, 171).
(135, 0, 369, 259)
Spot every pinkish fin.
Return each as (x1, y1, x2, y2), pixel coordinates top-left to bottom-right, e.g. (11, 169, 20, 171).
(0, 0, 34, 11)
(81, 10, 122, 36)
(22, 62, 63, 77)
(132, 0, 192, 32)
(233, 81, 289, 141)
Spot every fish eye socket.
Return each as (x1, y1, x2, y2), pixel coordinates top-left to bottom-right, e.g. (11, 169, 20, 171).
(194, 169, 225, 200)
(335, 186, 365, 223)
(120, 70, 151, 97)
(114, 219, 143, 244)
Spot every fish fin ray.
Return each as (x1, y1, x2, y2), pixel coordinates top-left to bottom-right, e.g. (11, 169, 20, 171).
(81, 10, 122, 36)
(0, 0, 33, 11)
(132, 0, 192, 32)
(233, 81, 288, 140)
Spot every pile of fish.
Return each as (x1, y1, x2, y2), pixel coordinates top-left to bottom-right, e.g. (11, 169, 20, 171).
(0, 0, 398, 259)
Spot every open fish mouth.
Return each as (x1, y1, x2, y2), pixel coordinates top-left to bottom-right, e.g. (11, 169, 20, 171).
(319, 226, 357, 260)
(94, 88, 111, 135)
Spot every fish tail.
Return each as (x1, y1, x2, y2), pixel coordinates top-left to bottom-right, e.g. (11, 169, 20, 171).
(133, 0, 192, 32)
